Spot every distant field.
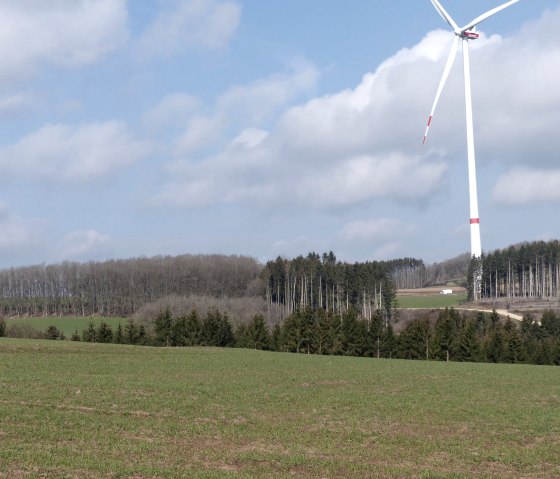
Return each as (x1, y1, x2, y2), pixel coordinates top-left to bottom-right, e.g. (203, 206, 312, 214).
(396, 292, 468, 308)
(4, 316, 125, 336)
(0, 339, 559, 478)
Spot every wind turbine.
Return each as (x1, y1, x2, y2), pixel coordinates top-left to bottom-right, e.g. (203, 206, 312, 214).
(423, 0, 520, 300)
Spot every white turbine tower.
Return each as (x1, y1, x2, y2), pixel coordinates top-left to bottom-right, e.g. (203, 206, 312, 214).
(423, 0, 520, 300)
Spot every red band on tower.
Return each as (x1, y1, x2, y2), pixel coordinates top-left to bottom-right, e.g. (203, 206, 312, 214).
(470, 218, 480, 224)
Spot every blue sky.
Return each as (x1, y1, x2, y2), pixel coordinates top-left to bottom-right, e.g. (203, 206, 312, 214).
(0, 0, 558, 268)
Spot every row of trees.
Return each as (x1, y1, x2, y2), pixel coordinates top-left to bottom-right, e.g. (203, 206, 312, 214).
(268, 308, 560, 365)
(23, 308, 559, 366)
(0, 255, 261, 317)
(481, 240, 560, 299)
(260, 252, 396, 322)
(398, 308, 560, 364)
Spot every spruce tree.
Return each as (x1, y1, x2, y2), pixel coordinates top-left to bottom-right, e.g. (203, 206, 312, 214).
(368, 310, 384, 359)
(541, 310, 560, 338)
(455, 320, 480, 362)
(246, 314, 270, 350)
(398, 317, 431, 360)
(486, 327, 505, 363)
(45, 325, 62, 340)
(82, 321, 97, 342)
(184, 311, 201, 346)
(381, 324, 397, 359)
(313, 309, 333, 355)
(114, 323, 124, 344)
(170, 316, 187, 346)
(270, 323, 282, 352)
(155, 308, 173, 346)
(124, 318, 139, 344)
(235, 323, 249, 348)
(96, 322, 113, 343)
(433, 308, 456, 361)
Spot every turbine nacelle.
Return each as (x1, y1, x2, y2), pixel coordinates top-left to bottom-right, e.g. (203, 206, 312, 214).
(457, 30, 479, 40)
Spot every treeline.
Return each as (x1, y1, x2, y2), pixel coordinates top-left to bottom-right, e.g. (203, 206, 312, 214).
(399, 308, 560, 365)
(387, 258, 427, 289)
(261, 252, 396, 321)
(0, 255, 261, 317)
(482, 240, 560, 299)
(14, 307, 558, 366)
(266, 308, 560, 365)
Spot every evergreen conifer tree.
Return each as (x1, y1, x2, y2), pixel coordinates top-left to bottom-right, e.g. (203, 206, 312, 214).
(82, 321, 97, 342)
(381, 324, 397, 359)
(96, 322, 113, 343)
(124, 318, 139, 344)
(246, 314, 270, 350)
(114, 323, 124, 344)
(154, 308, 173, 346)
(184, 311, 201, 346)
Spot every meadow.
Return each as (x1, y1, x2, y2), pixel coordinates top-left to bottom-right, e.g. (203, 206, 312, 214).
(396, 293, 468, 309)
(0, 339, 559, 478)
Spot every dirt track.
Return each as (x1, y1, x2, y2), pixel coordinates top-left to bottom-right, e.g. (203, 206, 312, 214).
(457, 307, 523, 321)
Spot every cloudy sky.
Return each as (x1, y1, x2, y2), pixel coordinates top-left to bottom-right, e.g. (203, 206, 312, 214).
(0, 0, 558, 268)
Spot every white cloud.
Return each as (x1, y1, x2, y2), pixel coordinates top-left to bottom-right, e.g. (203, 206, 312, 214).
(0, 0, 128, 82)
(57, 229, 110, 261)
(0, 92, 34, 116)
(0, 121, 152, 182)
(217, 60, 319, 124)
(372, 242, 401, 261)
(174, 115, 225, 155)
(271, 236, 324, 259)
(157, 7, 560, 215)
(173, 61, 319, 155)
(493, 168, 560, 205)
(340, 218, 406, 243)
(138, 0, 240, 57)
(232, 128, 269, 149)
(142, 93, 201, 130)
(0, 202, 44, 251)
(297, 154, 446, 207)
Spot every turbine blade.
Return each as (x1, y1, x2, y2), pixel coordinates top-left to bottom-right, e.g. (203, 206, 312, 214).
(430, 0, 459, 31)
(423, 36, 460, 145)
(461, 0, 520, 33)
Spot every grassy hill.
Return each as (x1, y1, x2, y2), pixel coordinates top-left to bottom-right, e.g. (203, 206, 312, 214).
(0, 339, 558, 478)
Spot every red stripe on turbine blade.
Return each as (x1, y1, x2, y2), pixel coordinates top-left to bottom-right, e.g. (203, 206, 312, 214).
(427, 116, 432, 126)
(423, 136, 427, 145)
(470, 218, 480, 224)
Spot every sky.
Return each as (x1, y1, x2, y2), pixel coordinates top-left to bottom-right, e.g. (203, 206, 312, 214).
(0, 0, 558, 268)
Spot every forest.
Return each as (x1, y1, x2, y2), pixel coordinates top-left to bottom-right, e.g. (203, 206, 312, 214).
(1, 239, 560, 319)
(0, 252, 406, 320)
(260, 252, 396, 321)
(480, 240, 560, 299)
(0, 255, 262, 317)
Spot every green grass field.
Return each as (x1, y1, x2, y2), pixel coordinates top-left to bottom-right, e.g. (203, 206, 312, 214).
(0, 339, 559, 478)
(5, 316, 125, 336)
(396, 293, 468, 309)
